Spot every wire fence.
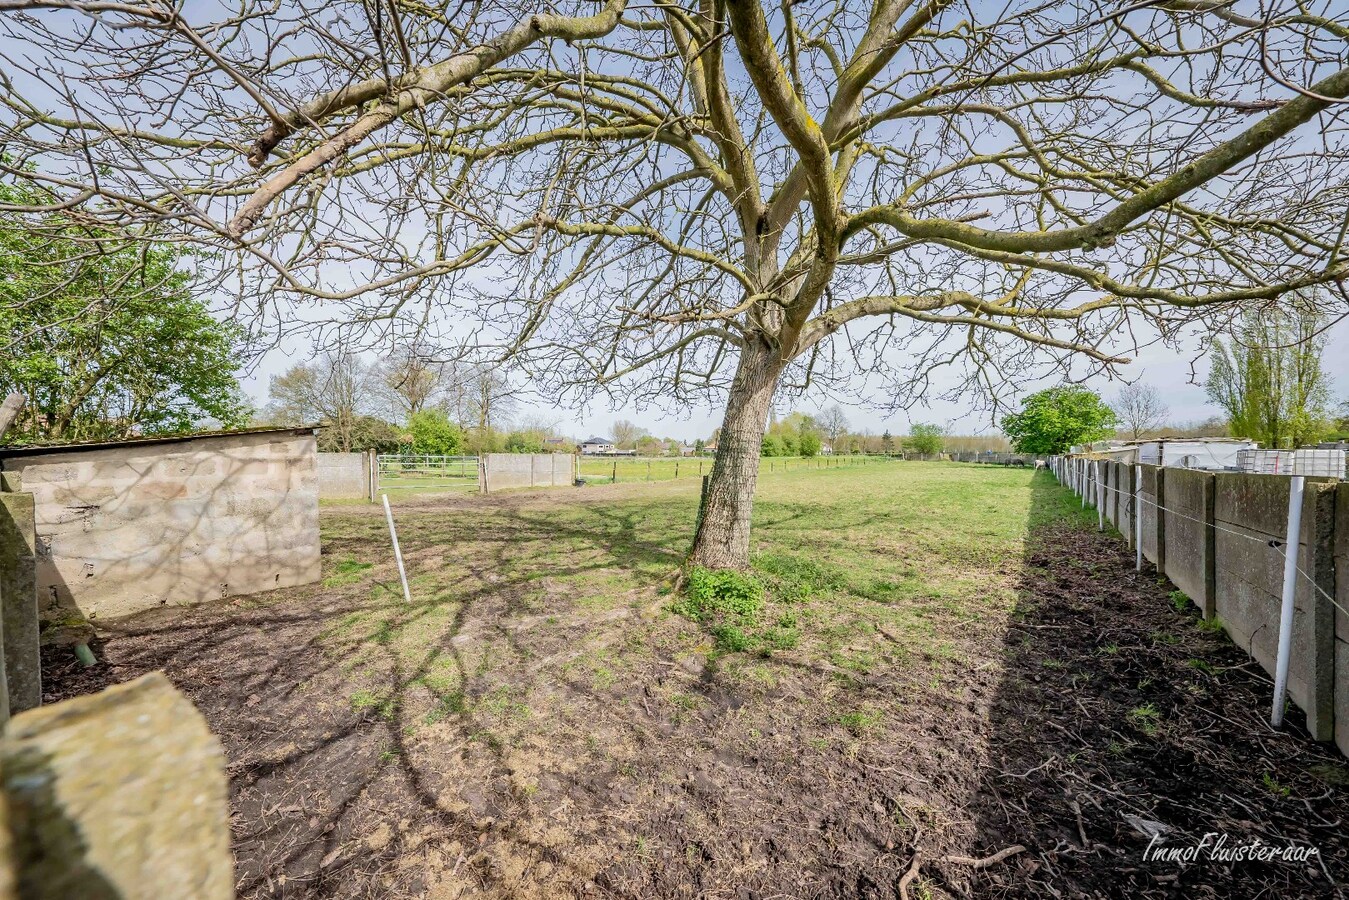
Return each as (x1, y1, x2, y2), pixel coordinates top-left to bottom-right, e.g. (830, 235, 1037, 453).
(371, 452, 890, 493)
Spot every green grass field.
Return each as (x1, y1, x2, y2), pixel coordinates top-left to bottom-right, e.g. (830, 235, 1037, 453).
(576, 453, 878, 484)
(316, 461, 1079, 712)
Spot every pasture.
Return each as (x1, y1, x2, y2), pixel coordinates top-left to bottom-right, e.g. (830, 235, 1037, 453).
(45, 463, 1349, 898)
(576, 452, 869, 483)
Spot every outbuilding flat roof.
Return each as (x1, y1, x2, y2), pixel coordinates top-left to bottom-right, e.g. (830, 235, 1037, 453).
(0, 424, 320, 460)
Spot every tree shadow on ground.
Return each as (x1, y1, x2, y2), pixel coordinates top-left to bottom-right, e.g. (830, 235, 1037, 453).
(38, 473, 1349, 899)
(953, 471, 1349, 899)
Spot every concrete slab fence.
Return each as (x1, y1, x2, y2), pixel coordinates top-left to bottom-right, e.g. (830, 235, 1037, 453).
(317, 451, 373, 500)
(1051, 457, 1346, 752)
(479, 453, 577, 493)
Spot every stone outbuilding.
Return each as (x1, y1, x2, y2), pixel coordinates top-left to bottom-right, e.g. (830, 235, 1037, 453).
(0, 426, 321, 635)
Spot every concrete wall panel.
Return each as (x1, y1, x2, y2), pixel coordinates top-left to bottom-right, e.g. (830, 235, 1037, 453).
(1, 431, 320, 623)
(317, 452, 368, 499)
(1139, 465, 1163, 570)
(480, 454, 576, 493)
(1114, 463, 1135, 550)
(1213, 474, 1336, 741)
(1162, 469, 1215, 618)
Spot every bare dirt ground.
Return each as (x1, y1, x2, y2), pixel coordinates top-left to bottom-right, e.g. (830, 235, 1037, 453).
(43, 465, 1349, 899)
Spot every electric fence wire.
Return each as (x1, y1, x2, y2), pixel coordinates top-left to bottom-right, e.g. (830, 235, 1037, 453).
(1054, 462, 1349, 623)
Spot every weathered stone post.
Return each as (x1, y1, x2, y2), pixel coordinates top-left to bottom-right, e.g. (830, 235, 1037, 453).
(0, 673, 232, 898)
(0, 492, 38, 716)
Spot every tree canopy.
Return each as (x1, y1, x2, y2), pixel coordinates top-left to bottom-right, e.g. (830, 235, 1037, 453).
(0, 181, 247, 443)
(5, 1, 1347, 566)
(1206, 300, 1333, 449)
(904, 424, 945, 456)
(1001, 387, 1118, 455)
(407, 409, 465, 456)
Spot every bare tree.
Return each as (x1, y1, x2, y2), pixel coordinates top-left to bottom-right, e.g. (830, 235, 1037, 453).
(1114, 384, 1170, 440)
(371, 347, 452, 424)
(266, 352, 372, 452)
(611, 419, 646, 450)
(4, 2, 1349, 567)
(817, 406, 849, 447)
(465, 366, 517, 435)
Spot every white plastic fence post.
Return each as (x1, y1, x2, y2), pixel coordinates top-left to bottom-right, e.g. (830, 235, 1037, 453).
(1271, 475, 1305, 728)
(1096, 462, 1105, 530)
(1134, 464, 1143, 571)
(1081, 459, 1088, 507)
(382, 493, 413, 604)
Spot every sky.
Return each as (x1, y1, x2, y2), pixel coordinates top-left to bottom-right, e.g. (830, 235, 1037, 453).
(9, 1, 1343, 444)
(238, 313, 1349, 443)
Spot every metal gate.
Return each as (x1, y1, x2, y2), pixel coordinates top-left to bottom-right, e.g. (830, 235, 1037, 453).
(376, 454, 479, 493)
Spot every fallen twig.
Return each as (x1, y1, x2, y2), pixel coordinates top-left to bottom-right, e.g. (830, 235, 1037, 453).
(943, 844, 1028, 869)
(898, 844, 1028, 899)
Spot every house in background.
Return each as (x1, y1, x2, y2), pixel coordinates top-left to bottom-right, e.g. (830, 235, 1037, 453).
(543, 437, 574, 453)
(580, 436, 616, 455)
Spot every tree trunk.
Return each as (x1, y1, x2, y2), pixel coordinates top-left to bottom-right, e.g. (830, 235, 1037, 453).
(690, 341, 785, 569)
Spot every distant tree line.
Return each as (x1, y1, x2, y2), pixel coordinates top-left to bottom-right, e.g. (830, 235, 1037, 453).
(260, 348, 562, 455)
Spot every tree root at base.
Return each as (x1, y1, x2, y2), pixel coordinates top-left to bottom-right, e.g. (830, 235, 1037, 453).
(898, 844, 1028, 900)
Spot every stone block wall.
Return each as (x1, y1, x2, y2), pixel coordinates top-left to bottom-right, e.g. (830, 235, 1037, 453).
(0, 429, 320, 623)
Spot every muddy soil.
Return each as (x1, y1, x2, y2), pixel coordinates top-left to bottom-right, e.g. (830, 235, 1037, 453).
(42, 487, 1349, 899)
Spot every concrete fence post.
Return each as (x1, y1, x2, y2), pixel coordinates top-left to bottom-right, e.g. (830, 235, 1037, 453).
(0, 673, 232, 898)
(367, 449, 378, 502)
(0, 492, 38, 716)
(1202, 473, 1217, 620)
(1156, 466, 1167, 576)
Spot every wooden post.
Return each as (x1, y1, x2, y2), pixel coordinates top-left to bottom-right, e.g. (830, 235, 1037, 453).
(693, 473, 711, 548)
(675, 461, 679, 479)
(612, 460, 618, 483)
(647, 460, 651, 481)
